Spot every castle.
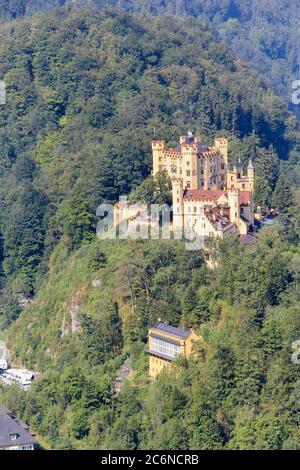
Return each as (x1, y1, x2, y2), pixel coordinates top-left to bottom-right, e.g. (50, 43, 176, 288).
(152, 132, 255, 240)
(113, 132, 255, 245)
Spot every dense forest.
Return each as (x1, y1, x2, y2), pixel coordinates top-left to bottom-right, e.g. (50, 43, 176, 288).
(1, 1, 300, 110)
(0, 7, 299, 449)
(0, 7, 298, 309)
(2, 230, 300, 449)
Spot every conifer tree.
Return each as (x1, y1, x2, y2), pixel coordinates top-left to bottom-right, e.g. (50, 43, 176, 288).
(272, 175, 294, 213)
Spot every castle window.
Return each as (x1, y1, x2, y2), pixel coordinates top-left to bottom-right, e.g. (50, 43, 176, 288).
(231, 176, 234, 181)
(186, 170, 191, 177)
(186, 182, 191, 188)
(194, 207, 197, 213)
(188, 206, 191, 213)
(171, 164, 177, 173)
(201, 169, 204, 175)
(221, 163, 225, 170)
(242, 183, 246, 189)
(177, 198, 180, 203)
(240, 207, 244, 214)
(177, 207, 180, 213)
(201, 181, 204, 187)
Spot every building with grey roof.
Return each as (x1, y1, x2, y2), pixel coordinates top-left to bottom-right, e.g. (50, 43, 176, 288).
(147, 322, 200, 378)
(0, 406, 37, 450)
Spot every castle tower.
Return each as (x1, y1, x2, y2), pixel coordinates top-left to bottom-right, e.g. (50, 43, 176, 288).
(236, 158, 244, 177)
(247, 159, 255, 191)
(180, 143, 198, 190)
(227, 167, 238, 190)
(228, 189, 240, 228)
(180, 134, 188, 144)
(172, 177, 184, 232)
(152, 140, 165, 175)
(214, 138, 228, 164)
(248, 191, 255, 225)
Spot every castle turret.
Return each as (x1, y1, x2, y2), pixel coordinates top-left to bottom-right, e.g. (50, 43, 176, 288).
(172, 177, 184, 232)
(180, 134, 188, 145)
(152, 140, 165, 175)
(181, 140, 198, 190)
(247, 159, 255, 190)
(214, 138, 228, 164)
(235, 157, 244, 178)
(228, 189, 240, 228)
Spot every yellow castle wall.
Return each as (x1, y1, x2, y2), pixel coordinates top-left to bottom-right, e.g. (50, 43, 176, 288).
(152, 138, 228, 191)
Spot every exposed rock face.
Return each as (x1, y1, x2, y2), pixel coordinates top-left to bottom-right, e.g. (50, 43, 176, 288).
(17, 294, 34, 309)
(92, 277, 102, 288)
(60, 290, 83, 337)
(70, 291, 82, 334)
(0, 343, 9, 362)
(61, 313, 70, 338)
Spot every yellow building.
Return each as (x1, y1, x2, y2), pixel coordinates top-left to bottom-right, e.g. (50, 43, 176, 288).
(112, 132, 256, 246)
(153, 132, 256, 242)
(172, 178, 254, 238)
(152, 133, 228, 191)
(152, 132, 254, 193)
(227, 158, 255, 192)
(147, 322, 200, 378)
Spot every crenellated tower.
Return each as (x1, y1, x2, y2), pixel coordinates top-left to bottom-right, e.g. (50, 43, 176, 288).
(214, 138, 228, 164)
(152, 140, 165, 175)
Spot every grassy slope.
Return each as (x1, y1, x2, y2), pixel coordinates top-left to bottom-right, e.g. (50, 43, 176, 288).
(8, 238, 134, 370)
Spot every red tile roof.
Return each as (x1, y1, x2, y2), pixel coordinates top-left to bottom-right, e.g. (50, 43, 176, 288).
(184, 189, 226, 202)
(204, 206, 231, 230)
(183, 189, 252, 205)
(240, 191, 252, 206)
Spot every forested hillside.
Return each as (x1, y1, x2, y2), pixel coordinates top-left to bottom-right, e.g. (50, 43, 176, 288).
(2, 229, 300, 449)
(0, 8, 299, 450)
(0, 7, 298, 316)
(2, 1, 299, 111)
